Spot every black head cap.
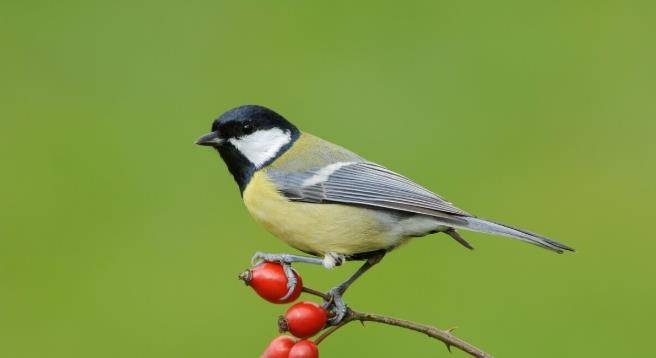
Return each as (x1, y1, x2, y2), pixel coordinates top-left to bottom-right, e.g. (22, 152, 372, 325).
(210, 105, 298, 140)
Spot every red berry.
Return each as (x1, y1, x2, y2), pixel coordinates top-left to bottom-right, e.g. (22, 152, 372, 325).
(289, 340, 319, 358)
(240, 262, 303, 304)
(279, 301, 328, 338)
(261, 336, 296, 358)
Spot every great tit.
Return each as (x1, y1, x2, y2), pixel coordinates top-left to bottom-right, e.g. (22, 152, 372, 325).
(196, 105, 574, 323)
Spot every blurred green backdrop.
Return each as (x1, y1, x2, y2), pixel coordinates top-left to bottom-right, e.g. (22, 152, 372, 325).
(1, 1, 655, 357)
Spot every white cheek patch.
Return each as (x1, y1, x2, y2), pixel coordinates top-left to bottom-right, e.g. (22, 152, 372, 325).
(228, 128, 292, 168)
(302, 162, 356, 187)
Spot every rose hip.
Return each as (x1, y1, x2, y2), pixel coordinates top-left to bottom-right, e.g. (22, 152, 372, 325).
(261, 335, 296, 358)
(289, 340, 319, 358)
(240, 262, 303, 303)
(279, 301, 328, 338)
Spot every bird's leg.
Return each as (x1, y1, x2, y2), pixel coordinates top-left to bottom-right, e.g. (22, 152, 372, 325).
(251, 252, 324, 300)
(251, 252, 325, 266)
(324, 252, 385, 325)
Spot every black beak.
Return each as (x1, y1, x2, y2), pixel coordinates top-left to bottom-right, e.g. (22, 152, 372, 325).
(195, 131, 223, 147)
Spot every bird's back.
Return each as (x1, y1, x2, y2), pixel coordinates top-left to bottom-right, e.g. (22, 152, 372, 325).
(266, 133, 365, 173)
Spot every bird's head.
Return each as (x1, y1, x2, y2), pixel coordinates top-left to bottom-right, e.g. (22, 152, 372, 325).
(196, 105, 300, 190)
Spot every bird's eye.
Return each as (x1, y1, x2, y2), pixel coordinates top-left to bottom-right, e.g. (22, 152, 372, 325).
(242, 124, 254, 135)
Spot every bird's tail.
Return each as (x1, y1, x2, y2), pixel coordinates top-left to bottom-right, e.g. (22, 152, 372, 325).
(451, 217, 575, 253)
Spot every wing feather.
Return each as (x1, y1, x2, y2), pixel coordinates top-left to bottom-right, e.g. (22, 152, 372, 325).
(270, 162, 472, 217)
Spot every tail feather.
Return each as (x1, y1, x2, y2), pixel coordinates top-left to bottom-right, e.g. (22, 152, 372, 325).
(452, 217, 575, 253)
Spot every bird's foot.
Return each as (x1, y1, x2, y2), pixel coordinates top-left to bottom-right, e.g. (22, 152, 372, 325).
(323, 286, 348, 325)
(251, 252, 324, 266)
(250, 252, 300, 300)
(250, 252, 324, 301)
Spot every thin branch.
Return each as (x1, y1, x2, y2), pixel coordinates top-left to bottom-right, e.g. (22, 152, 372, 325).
(301, 286, 329, 300)
(348, 310, 492, 358)
(301, 287, 492, 358)
(313, 317, 350, 345)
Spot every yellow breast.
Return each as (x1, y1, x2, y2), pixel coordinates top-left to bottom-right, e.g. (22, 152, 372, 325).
(242, 171, 394, 256)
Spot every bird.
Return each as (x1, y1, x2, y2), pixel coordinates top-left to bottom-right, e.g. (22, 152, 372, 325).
(196, 104, 574, 323)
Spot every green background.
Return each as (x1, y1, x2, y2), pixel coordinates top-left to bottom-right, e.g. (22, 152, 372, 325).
(2, 1, 654, 357)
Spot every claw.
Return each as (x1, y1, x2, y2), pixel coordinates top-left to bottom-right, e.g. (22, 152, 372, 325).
(251, 251, 265, 265)
(251, 252, 295, 265)
(323, 287, 348, 325)
(280, 263, 298, 301)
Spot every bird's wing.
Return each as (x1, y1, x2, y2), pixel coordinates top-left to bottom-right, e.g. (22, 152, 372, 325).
(267, 160, 575, 253)
(267, 161, 473, 218)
